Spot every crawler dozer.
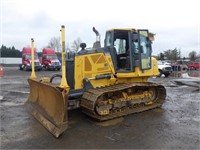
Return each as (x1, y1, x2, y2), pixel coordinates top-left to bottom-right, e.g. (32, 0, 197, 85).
(26, 25, 166, 138)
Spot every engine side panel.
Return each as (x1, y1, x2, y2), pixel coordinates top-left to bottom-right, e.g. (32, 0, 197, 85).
(74, 52, 115, 89)
(73, 52, 159, 90)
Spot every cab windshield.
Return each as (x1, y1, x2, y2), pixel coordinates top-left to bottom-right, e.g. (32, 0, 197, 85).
(46, 55, 57, 59)
(25, 54, 38, 59)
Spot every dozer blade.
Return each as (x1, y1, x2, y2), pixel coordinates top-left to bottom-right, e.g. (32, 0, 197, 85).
(25, 78, 68, 138)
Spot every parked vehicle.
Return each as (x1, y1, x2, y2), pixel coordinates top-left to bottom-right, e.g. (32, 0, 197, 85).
(176, 59, 191, 65)
(157, 60, 172, 77)
(42, 48, 61, 70)
(0, 65, 4, 77)
(187, 62, 200, 70)
(172, 60, 189, 71)
(19, 47, 42, 71)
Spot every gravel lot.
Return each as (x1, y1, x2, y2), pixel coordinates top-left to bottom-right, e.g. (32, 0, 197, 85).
(0, 67, 200, 149)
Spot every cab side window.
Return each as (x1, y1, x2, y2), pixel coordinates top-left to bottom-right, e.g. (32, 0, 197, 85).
(105, 32, 112, 47)
(114, 39, 126, 55)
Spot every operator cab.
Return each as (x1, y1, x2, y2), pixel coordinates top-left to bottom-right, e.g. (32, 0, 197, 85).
(104, 29, 152, 73)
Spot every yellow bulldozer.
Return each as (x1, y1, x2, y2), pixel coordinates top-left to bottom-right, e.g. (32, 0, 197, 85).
(26, 25, 166, 138)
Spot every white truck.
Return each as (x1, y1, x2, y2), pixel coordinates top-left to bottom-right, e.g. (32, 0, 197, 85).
(157, 61, 172, 77)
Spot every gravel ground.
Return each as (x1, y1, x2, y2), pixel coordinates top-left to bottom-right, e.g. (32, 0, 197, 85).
(0, 67, 199, 149)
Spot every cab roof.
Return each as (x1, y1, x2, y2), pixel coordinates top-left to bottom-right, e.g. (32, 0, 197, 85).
(106, 28, 155, 41)
(106, 28, 137, 32)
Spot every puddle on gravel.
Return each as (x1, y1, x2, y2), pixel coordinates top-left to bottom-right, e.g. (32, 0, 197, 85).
(1, 102, 24, 107)
(153, 108, 164, 113)
(192, 89, 200, 92)
(93, 117, 124, 127)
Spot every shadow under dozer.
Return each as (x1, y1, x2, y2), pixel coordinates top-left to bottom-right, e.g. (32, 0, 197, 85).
(25, 78, 68, 138)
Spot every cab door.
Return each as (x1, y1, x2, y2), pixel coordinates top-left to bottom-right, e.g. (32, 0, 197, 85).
(138, 30, 152, 71)
(104, 31, 118, 72)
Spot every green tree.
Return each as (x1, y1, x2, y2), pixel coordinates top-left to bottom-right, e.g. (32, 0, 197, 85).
(163, 48, 181, 61)
(188, 51, 197, 61)
(157, 52, 164, 60)
(0, 45, 21, 57)
(171, 48, 178, 61)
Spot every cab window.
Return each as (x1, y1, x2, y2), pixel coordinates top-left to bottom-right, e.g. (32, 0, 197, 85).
(105, 32, 112, 47)
(114, 39, 126, 54)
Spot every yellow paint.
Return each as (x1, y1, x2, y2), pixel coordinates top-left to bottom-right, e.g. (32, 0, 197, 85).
(30, 38, 37, 79)
(59, 25, 69, 89)
(74, 53, 116, 89)
(145, 101, 153, 105)
(40, 77, 50, 83)
(73, 51, 159, 89)
(106, 28, 136, 32)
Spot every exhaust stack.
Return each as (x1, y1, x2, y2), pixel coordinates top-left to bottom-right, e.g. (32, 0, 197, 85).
(92, 27, 101, 49)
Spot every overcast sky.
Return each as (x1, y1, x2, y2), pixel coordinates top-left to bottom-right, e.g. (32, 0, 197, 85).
(1, 0, 200, 57)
